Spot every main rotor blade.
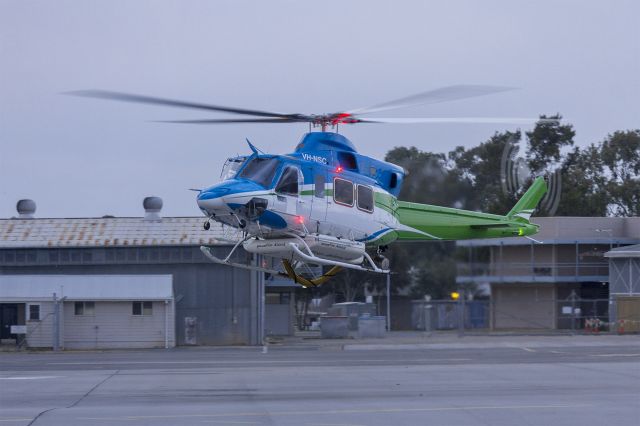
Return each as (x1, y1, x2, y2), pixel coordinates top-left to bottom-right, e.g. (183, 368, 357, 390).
(348, 85, 517, 115)
(357, 117, 556, 124)
(67, 90, 307, 120)
(154, 118, 304, 124)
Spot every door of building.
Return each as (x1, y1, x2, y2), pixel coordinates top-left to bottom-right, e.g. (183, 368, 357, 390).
(0, 304, 18, 340)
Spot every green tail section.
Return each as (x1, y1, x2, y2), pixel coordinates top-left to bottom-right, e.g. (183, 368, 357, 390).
(392, 176, 547, 243)
(506, 176, 547, 221)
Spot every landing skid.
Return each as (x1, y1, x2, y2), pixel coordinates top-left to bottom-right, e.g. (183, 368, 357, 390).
(200, 236, 390, 288)
(200, 246, 288, 277)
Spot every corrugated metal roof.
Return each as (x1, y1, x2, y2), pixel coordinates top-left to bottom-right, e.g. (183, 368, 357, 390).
(0, 274, 173, 300)
(0, 217, 239, 249)
(605, 244, 640, 258)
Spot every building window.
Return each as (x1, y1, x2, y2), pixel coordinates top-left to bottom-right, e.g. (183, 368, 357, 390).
(333, 178, 354, 206)
(132, 301, 153, 316)
(28, 304, 40, 321)
(74, 301, 95, 316)
(265, 293, 291, 305)
(357, 185, 374, 213)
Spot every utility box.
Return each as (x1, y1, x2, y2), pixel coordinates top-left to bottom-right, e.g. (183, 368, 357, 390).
(357, 316, 386, 338)
(320, 316, 349, 338)
(327, 302, 377, 331)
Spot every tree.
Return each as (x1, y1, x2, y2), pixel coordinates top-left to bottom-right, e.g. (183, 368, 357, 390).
(384, 147, 466, 298)
(452, 130, 521, 214)
(601, 130, 640, 216)
(525, 114, 575, 174)
(554, 144, 608, 216)
(322, 267, 370, 303)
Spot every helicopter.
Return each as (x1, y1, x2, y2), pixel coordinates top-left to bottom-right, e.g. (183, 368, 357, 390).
(70, 85, 548, 287)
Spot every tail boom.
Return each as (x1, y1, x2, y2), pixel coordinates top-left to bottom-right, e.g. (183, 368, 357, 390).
(394, 177, 547, 242)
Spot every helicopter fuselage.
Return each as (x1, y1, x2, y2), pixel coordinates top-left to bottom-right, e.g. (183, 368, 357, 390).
(197, 132, 405, 248)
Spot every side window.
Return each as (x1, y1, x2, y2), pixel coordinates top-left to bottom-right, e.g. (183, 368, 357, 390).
(314, 173, 325, 198)
(276, 166, 299, 196)
(390, 173, 398, 189)
(357, 185, 374, 213)
(28, 304, 40, 321)
(74, 301, 95, 316)
(334, 178, 354, 206)
(337, 152, 358, 170)
(132, 301, 153, 316)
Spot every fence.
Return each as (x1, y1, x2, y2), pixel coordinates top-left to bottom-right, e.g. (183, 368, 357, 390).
(411, 295, 631, 334)
(412, 300, 490, 332)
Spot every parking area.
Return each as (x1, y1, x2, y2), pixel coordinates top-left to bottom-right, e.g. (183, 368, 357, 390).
(1, 335, 639, 426)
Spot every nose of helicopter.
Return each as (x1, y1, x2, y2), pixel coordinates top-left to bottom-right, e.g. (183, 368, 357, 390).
(196, 179, 265, 214)
(197, 186, 230, 212)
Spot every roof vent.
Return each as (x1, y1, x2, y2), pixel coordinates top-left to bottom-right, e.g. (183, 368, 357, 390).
(143, 196, 163, 221)
(16, 199, 36, 219)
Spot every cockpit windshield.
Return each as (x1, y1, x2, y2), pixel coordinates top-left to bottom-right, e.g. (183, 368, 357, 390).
(238, 157, 281, 188)
(220, 156, 247, 181)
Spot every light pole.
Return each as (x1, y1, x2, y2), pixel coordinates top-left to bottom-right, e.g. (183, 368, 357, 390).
(386, 273, 391, 332)
(594, 228, 613, 334)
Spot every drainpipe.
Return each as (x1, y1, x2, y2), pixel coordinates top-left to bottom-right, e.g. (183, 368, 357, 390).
(52, 293, 60, 352)
(164, 300, 169, 349)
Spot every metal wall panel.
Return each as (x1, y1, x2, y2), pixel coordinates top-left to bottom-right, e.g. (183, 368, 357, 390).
(63, 301, 172, 349)
(0, 246, 259, 346)
(609, 259, 640, 295)
(492, 284, 555, 329)
(23, 302, 55, 348)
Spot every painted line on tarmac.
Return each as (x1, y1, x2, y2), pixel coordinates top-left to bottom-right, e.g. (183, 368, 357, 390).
(305, 423, 366, 426)
(521, 347, 536, 352)
(590, 353, 640, 357)
(77, 404, 591, 421)
(48, 358, 470, 366)
(0, 376, 60, 380)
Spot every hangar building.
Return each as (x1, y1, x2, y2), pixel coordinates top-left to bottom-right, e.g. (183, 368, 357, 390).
(605, 244, 640, 332)
(0, 198, 294, 349)
(456, 216, 640, 330)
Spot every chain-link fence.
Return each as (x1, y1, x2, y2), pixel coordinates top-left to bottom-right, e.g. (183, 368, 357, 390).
(412, 300, 490, 332)
(411, 296, 633, 334)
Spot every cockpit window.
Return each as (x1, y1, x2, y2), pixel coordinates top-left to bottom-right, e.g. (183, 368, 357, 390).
(238, 157, 280, 187)
(220, 156, 247, 181)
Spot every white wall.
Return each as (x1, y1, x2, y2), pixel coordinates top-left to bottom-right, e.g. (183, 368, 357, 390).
(25, 302, 54, 348)
(62, 300, 174, 349)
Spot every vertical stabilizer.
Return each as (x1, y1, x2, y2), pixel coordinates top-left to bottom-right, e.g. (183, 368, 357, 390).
(507, 176, 548, 221)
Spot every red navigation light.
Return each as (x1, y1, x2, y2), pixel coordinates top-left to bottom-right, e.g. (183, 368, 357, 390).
(295, 215, 305, 224)
(336, 165, 344, 173)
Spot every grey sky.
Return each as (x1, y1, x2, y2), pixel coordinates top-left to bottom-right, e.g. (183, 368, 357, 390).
(1, 0, 638, 218)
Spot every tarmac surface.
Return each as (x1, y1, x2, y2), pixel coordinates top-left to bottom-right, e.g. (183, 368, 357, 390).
(1, 334, 639, 426)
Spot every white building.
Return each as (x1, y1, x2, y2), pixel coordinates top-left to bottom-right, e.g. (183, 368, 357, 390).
(0, 274, 175, 349)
